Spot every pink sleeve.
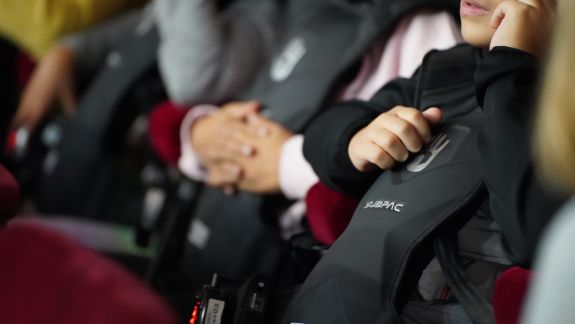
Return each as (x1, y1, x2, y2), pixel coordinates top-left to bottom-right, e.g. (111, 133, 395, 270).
(396, 11, 463, 78)
(177, 105, 219, 181)
(354, 11, 463, 101)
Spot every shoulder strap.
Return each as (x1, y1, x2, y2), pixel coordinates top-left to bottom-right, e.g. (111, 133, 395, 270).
(420, 45, 496, 324)
(435, 235, 496, 324)
(415, 44, 478, 110)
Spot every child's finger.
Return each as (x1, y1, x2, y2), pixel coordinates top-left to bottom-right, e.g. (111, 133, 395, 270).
(223, 185, 237, 196)
(223, 101, 261, 119)
(204, 136, 254, 163)
(490, 2, 509, 30)
(519, 0, 555, 12)
(201, 136, 240, 162)
(422, 107, 443, 125)
(395, 107, 434, 143)
(221, 119, 262, 144)
(371, 127, 410, 162)
(490, 1, 528, 30)
(518, 0, 542, 9)
(206, 163, 242, 187)
(245, 114, 272, 138)
(363, 142, 396, 171)
(380, 117, 424, 153)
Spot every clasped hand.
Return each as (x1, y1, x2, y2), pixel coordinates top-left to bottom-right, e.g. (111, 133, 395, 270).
(190, 101, 293, 194)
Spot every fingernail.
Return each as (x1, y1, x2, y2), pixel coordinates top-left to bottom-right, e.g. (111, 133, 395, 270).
(247, 114, 258, 124)
(224, 186, 235, 196)
(230, 165, 241, 177)
(241, 145, 254, 156)
(258, 127, 269, 138)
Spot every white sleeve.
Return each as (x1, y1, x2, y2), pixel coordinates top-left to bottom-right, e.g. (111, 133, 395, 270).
(397, 11, 464, 78)
(177, 105, 219, 180)
(353, 11, 463, 101)
(278, 135, 319, 200)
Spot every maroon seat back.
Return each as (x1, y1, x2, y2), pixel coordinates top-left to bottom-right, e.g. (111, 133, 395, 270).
(0, 222, 178, 324)
(305, 182, 359, 245)
(148, 101, 189, 165)
(493, 266, 533, 324)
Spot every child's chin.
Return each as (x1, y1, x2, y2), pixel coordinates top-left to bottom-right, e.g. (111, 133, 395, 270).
(461, 22, 493, 48)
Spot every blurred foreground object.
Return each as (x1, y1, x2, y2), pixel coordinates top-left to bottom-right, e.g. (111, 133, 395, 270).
(0, 222, 177, 324)
(0, 0, 147, 58)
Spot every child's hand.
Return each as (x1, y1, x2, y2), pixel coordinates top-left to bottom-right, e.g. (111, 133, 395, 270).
(348, 106, 442, 172)
(490, 0, 556, 58)
(190, 101, 261, 166)
(235, 114, 293, 194)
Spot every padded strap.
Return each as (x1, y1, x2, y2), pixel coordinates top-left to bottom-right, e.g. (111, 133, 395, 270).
(435, 235, 496, 324)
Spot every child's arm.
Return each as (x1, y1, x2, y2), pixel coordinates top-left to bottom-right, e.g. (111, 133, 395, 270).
(477, 0, 560, 267)
(303, 76, 432, 197)
(476, 47, 564, 268)
(477, 0, 560, 268)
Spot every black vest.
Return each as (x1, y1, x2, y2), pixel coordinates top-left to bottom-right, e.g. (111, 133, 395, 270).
(281, 45, 493, 324)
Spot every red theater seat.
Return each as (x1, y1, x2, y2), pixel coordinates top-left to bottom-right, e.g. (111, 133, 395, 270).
(0, 222, 178, 324)
(305, 182, 359, 245)
(493, 266, 533, 324)
(148, 101, 189, 165)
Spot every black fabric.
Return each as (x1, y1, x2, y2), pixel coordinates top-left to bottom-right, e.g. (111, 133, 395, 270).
(0, 38, 19, 153)
(283, 45, 489, 323)
(475, 47, 566, 267)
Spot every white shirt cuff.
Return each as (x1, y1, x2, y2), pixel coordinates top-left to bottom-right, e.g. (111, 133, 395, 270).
(279, 135, 319, 200)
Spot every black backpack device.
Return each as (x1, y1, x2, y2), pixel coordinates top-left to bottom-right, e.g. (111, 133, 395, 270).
(282, 45, 509, 324)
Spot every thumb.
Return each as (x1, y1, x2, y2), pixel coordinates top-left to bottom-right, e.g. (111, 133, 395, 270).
(422, 107, 442, 125)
